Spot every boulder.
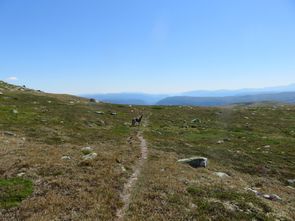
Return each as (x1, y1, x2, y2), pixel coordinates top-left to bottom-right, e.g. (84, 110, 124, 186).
(178, 157, 208, 168)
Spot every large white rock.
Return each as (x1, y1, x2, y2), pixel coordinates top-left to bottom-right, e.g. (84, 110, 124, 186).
(178, 156, 208, 168)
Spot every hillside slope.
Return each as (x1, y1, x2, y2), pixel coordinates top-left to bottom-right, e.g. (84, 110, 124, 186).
(1, 81, 295, 220)
(0, 81, 143, 220)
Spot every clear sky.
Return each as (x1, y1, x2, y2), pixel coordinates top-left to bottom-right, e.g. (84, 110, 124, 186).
(1, 0, 295, 94)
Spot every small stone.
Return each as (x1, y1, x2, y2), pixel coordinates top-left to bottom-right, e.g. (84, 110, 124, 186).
(263, 145, 271, 148)
(61, 156, 71, 160)
(121, 165, 126, 172)
(95, 111, 104, 114)
(214, 172, 230, 178)
(4, 131, 16, 136)
(12, 109, 18, 114)
(217, 140, 224, 144)
(0, 91, 3, 95)
(263, 194, 282, 201)
(47, 101, 52, 104)
(81, 146, 93, 152)
(191, 118, 201, 123)
(246, 188, 260, 195)
(287, 179, 295, 185)
(190, 203, 197, 209)
(17, 172, 26, 177)
(82, 152, 97, 160)
(98, 120, 105, 126)
(111, 112, 117, 115)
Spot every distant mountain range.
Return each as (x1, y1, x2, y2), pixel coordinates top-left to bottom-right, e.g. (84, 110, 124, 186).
(157, 92, 295, 106)
(82, 93, 168, 105)
(82, 83, 295, 106)
(182, 83, 295, 97)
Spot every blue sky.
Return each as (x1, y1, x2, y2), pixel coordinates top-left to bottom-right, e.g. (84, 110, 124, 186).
(1, 0, 295, 94)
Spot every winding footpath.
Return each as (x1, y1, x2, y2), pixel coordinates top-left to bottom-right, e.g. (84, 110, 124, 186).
(116, 131, 148, 221)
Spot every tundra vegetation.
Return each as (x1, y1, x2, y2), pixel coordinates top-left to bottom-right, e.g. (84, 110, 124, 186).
(0, 81, 294, 220)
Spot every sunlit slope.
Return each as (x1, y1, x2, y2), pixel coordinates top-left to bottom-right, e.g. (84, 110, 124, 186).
(0, 81, 294, 220)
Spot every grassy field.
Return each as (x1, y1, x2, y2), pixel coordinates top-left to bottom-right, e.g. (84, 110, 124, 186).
(0, 81, 294, 220)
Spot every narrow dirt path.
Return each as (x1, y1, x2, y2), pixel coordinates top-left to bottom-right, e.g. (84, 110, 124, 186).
(115, 131, 148, 221)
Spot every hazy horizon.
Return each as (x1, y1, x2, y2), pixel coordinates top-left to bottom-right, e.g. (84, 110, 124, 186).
(1, 0, 295, 94)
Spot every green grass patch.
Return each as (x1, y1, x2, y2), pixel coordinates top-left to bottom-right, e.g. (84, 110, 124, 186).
(0, 178, 33, 209)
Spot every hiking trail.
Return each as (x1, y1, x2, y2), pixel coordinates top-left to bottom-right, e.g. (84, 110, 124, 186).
(115, 128, 148, 220)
